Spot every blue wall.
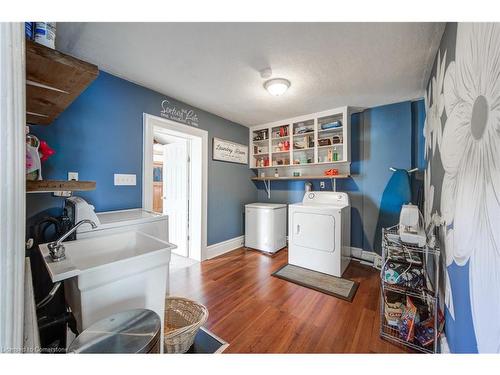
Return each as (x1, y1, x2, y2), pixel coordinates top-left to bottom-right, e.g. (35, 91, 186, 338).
(411, 99, 426, 170)
(28, 71, 257, 245)
(255, 100, 424, 253)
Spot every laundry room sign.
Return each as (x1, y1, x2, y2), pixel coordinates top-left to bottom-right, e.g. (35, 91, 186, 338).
(212, 137, 249, 165)
(160, 99, 199, 127)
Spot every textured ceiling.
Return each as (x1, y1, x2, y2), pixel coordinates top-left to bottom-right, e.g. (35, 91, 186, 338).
(57, 22, 444, 126)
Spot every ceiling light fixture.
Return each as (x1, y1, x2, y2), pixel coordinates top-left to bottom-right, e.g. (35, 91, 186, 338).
(264, 78, 291, 96)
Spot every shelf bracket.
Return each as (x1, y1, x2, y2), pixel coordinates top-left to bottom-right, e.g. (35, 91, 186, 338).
(330, 178, 337, 192)
(263, 179, 271, 199)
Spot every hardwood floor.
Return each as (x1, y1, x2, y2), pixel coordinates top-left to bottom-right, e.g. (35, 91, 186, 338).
(169, 247, 407, 353)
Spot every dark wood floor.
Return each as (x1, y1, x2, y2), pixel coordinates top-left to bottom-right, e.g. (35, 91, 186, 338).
(170, 247, 407, 353)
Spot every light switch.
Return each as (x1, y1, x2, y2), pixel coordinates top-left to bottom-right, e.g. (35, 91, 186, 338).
(114, 174, 136, 186)
(68, 172, 79, 181)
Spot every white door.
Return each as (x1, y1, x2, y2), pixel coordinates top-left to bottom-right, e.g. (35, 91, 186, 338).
(292, 211, 336, 252)
(163, 140, 189, 257)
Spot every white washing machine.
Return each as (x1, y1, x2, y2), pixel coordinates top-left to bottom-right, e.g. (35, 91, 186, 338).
(288, 191, 351, 277)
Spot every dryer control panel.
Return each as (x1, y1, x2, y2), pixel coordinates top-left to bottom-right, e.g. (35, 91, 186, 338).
(302, 191, 350, 207)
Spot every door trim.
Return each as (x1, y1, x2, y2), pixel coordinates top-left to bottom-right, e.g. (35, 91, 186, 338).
(0, 23, 26, 352)
(143, 113, 208, 261)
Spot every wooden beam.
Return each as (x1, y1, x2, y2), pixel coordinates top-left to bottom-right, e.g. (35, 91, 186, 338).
(26, 40, 98, 125)
(26, 180, 96, 193)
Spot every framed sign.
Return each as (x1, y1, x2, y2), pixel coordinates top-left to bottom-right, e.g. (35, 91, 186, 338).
(212, 137, 249, 165)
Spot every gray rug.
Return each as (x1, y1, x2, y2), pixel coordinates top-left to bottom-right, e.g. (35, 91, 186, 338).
(271, 264, 359, 302)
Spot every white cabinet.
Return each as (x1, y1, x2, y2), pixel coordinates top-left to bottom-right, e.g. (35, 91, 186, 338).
(245, 203, 287, 253)
(249, 106, 354, 170)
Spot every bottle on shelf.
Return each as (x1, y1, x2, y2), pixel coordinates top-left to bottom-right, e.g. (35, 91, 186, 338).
(327, 149, 333, 162)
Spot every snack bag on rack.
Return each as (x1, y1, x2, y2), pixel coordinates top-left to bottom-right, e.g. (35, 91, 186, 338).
(414, 307, 445, 347)
(398, 296, 418, 342)
(415, 317, 435, 347)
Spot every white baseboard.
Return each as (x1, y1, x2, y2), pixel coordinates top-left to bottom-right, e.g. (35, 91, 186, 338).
(349, 246, 381, 268)
(206, 235, 245, 260)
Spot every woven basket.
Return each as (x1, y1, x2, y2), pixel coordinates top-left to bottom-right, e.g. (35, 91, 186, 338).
(163, 296, 209, 353)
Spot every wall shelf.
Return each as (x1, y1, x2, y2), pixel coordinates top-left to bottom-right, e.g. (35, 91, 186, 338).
(317, 143, 343, 149)
(26, 39, 99, 125)
(251, 174, 350, 198)
(250, 160, 349, 169)
(318, 126, 343, 133)
(26, 180, 96, 193)
(251, 174, 349, 181)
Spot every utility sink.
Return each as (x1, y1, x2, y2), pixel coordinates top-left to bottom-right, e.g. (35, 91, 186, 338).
(39, 231, 176, 343)
(39, 230, 174, 282)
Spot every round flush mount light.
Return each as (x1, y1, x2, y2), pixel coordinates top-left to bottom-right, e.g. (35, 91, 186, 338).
(264, 78, 291, 96)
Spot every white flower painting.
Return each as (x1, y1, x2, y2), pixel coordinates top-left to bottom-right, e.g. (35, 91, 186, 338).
(423, 81, 432, 159)
(423, 165, 434, 226)
(424, 50, 446, 158)
(439, 23, 500, 353)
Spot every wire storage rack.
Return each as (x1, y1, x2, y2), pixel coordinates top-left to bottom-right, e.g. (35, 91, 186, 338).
(380, 225, 442, 353)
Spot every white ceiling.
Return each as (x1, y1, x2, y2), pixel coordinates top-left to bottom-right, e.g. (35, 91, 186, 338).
(57, 23, 444, 127)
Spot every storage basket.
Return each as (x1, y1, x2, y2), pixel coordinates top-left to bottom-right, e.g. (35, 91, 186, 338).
(163, 296, 209, 353)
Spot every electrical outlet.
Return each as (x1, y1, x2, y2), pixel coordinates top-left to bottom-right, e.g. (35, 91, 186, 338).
(320, 181, 325, 189)
(114, 174, 136, 186)
(68, 172, 78, 181)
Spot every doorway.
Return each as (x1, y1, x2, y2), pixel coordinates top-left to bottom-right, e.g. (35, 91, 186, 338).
(153, 134, 189, 257)
(143, 114, 208, 262)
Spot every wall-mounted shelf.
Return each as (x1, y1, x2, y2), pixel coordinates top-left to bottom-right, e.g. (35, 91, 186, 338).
(26, 180, 96, 193)
(26, 40, 99, 125)
(250, 160, 349, 170)
(318, 126, 343, 133)
(251, 174, 350, 198)
(251, 174, 349, 181)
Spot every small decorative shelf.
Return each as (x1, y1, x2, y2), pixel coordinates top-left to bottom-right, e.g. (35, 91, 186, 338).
(26, 180, 96, 193)
(26, 39, 99, 125)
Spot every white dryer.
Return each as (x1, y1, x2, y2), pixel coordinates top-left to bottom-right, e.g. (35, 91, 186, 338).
(288, 191, 351, 277)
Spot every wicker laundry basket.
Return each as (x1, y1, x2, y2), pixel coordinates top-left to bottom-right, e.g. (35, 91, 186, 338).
(163, 296, 209, 353)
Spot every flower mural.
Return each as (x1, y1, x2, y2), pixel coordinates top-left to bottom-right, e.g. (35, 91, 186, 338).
(423, 81, 432, 159)
(439, 23, 500, 353)
(423, 164, 434, 226)
(423, 50, 446, 158)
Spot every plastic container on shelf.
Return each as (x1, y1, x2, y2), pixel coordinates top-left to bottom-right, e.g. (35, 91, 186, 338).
(25, 22, 34, 40)
(35, 22, 56, 49)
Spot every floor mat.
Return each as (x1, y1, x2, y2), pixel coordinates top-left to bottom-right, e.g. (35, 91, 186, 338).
(271, 264, 359, 302)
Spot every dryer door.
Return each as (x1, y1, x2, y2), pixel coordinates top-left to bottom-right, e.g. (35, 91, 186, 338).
(292, 211, 335, 252)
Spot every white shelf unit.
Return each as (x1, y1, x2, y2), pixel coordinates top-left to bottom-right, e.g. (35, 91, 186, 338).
(249, 106, 353, 170)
